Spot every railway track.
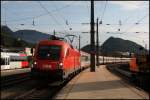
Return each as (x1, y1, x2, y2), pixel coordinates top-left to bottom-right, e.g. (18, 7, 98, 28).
(106, 64, 149, 92)
(14, 83, 61, 99)
(1, 77, 67, 99)
(1, 65, 89, 99)
(106, 64, 138, 83)
(16, 67, 89, 99)
(1, 72, 31, 88)
(12, 74, 76, 99)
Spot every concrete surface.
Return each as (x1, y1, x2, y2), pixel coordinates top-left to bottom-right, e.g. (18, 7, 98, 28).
(1, 68, 31, 77)
(54, 65, 149, 99)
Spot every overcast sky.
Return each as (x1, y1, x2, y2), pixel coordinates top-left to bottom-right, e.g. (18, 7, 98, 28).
(1, 1, 149, 49)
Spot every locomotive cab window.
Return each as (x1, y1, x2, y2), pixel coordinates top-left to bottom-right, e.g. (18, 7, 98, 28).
(38, 45, 61, 60)
(66, 49, 70, 57)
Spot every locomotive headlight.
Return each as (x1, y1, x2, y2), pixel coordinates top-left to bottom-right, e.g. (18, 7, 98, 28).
(57, 62, 63, 69)
(34, 61, 37, 65)
(59, 63, 63, 66)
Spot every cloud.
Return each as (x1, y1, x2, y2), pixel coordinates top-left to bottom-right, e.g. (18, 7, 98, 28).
(110, 1, 148, 10)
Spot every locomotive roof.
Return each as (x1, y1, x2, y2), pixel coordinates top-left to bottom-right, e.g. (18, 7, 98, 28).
(38, 40, 80, 53)
(38, 40, 72, 48)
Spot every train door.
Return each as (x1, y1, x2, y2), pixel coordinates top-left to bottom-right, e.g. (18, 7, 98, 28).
(1, 57, 10, 70)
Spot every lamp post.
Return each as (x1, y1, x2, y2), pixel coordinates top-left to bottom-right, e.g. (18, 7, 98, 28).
(90, 0, 95, 72)
(96, 18, 99, 66)
(79, 35, 81, 52)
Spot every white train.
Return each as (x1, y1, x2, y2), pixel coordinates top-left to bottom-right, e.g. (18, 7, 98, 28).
(80, 51, 131, 65)
(98, 56, 131, 64)
(1, 52, 29, 70)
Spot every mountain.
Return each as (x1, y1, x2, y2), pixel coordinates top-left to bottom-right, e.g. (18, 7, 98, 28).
(1, 26, 14, 34)
(1, 25, 51, 44)
(101, 37, 147, 54)
(81, 36, 148, 56)
(1, 26, 34, 48)
(12, 30, 51, 43)
(1, 26, 53, 48)
(81, 44, 91, 53)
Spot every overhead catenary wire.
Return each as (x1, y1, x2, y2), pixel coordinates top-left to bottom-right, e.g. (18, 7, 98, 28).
(103, 12, 149, 42)
(44, 1, 75, 30)
(122, 13, 149, 34)
(97, 1, 108, 35)
(105, 12, 149, 35)
(54, 4, 72, 30)
(37, 1, 69, 34)
(4, 7, 7, 26)
(104, 4, 149, 34)
(1, 2, 74, 23)
(86, 1, 90, 15)
(100, 1, 108, 21)
(119, 11, 140, 28)
(38, 1, 64, 26)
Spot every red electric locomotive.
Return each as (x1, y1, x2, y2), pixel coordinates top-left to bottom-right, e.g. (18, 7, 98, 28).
(31, 38, 81, 81)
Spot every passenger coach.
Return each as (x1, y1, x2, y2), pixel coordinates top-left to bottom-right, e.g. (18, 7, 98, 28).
(1, 52, 29, 70)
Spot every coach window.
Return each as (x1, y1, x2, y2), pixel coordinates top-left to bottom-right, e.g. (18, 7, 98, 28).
(5, 58, 8, 65)
(6, 58, 8, 65)
(7, 58, 10, 65)
(10, 56, 27, 62)
(1, 58, 5, 65)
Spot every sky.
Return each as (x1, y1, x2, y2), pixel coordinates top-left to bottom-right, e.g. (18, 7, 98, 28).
(1, 1, 149, 50)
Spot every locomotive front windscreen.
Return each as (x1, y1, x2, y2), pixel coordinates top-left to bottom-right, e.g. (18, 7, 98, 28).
(38, 45, 61, 60)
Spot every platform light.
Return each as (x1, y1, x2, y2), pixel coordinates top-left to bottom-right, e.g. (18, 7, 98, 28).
(34, 61, 37, 65)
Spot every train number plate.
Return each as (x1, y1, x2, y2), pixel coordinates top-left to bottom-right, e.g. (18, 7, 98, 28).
(43, 65, 51, 68)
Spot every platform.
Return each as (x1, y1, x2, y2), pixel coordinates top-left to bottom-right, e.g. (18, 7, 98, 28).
(1, 68, 31, 77)
(54, 65, 149, 99)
